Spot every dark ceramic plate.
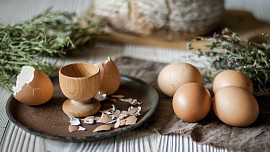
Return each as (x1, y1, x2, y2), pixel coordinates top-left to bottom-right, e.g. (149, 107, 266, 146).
(6, 75, 158, 142)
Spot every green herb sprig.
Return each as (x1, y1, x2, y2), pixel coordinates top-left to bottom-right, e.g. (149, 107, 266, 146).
(188, 28, 270, 92)
(0, 9, 103, 92)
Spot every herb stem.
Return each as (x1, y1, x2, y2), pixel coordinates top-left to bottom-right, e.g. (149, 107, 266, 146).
(0, 9, 103, 92)
(189, 28, 270, 92)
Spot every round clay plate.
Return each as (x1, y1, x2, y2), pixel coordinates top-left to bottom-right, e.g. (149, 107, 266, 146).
(6, 75, 158, 142)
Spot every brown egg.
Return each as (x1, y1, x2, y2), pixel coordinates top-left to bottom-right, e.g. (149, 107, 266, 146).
(213, 86, 259, 127)
(95, 57, 120, 95)
(213, 70, 254, 94)
(12, 66, 54, 105)
(172, 83, 211, 122)
(158, 62, 202, 97)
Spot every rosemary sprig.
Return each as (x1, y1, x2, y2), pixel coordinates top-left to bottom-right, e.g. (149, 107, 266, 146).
(188, 28, 270, 92)
(0, 9, 103, 93)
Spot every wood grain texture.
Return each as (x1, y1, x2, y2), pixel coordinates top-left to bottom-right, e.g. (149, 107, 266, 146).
(0, 88, 10, 140)
(62, 99, 101, 117)
(59, 63, 101, 101)
(1, 123, 229, 152)
(0, 123, 115, 152)
(59, 63, 101, 117)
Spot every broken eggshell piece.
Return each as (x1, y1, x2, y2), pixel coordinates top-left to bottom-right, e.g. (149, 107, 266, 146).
(69, 125, 77, 132)
(66, 113, 81, 126)
(95, 57, 120, 95)
(125, 116, 137, 125)
(93, 125, 112, 132)
(12, 66, 53, 105)
(94, 92, 107, 101)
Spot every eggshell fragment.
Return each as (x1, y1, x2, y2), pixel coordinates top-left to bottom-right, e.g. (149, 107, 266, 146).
(213, 70, 254, 94)
(111, 113, 119, 118)
(213, 86, 259, 127)
(12, 66, 54, 105)
(93, 125, 112, 132)
(120, 119, 126, 126)
(69, 125, 77, 132)
(97, 114, 112, 123)
(114, 120, 121, 128)
(83, 116, 95, 120)
(118, 112, 129, 119)
(158, 62, 202, 97)
(173, 83, 211, 122)
(119, 98, 141, 105)
(94, 92, 107, 101)
(78, 126, 86, 131)
(114, 119, 126, 128)
(125, 116, 137, 125)
(83, 116, 95, 124)
(66, 113, 81, 126)
(95, 57, 120, 95)
(126, 108, 139, 114)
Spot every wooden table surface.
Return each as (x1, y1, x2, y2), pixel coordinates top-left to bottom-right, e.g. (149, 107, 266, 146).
(2, 0, 268, 151)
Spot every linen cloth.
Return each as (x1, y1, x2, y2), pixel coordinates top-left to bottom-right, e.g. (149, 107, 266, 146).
(115, 56, 270, 152)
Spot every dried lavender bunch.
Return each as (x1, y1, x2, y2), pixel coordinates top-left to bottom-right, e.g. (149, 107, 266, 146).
(0, 9, 103, 92)
(188, 28, 270, 92)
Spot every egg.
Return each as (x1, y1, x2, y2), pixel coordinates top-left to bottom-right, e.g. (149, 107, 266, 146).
(213, 86, 259, 127)
(158, 62, 202, 97)
(172, 83, 211, 122)
(12, 66, 54, 105)
(213, 70, 254, 94)
(95, 57, 120, 95)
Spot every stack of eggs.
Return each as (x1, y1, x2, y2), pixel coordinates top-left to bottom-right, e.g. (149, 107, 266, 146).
(158, 63, 259, 127)
(158, 63, 211, 122)
(212, 70, 259, 127)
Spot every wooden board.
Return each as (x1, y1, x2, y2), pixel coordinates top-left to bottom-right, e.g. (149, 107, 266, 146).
(97, 10, 270, 50)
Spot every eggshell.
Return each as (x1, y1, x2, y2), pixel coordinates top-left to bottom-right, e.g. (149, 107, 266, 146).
(12, 66, 53, 105)
(172, 83, 211, 122)
(213, 70, 254, 94)
(69, 125, 77, 132)
(158, 62, 202, 97)
(125, 116, 137, 125)
(96, 57, 120, 95)
(93, 125, 112, 132)
(213, 86, 259, 127)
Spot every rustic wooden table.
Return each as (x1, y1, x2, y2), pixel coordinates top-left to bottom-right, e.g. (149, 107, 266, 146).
(2, 0, 268, 151)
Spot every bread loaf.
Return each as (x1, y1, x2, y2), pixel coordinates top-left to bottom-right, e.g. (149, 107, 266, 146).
(90, 0, 224, 40)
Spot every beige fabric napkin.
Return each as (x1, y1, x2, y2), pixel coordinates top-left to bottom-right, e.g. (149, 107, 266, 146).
(115, 56, 270, 152)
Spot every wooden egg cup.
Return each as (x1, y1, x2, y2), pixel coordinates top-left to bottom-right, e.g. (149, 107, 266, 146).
(59, 63, 101, 117)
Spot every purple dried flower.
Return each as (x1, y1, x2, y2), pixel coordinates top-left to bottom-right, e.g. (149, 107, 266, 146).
(227, 57, 237, 68)
(213, 33, 219, 40)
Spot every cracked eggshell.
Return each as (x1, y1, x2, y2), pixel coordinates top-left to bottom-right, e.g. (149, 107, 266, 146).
(158, 62, 202, 97)
(96, 57, 120, 95)
(12, 66, 53, 105)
